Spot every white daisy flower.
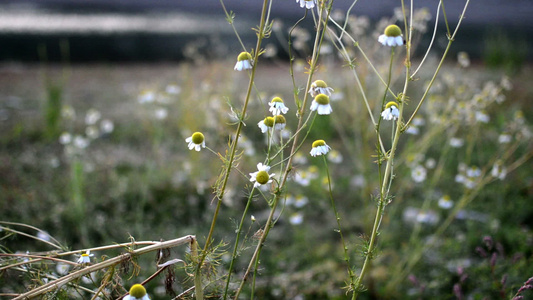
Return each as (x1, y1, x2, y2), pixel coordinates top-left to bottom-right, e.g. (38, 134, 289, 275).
(475, 111, 490, 123)
(234, 52, 253, 71)
(77, 250, 94, 264)
(498, 133, 511, 144)
(125, 284, 150, 300)
(381, 101, 399, 121)
(308, 80, 334, 97)
(289, 212, 304, 225)
(297, 0, 316, 9)
(294, 195, 309, 208)
(310, 94, 333, 115)
(378, 24, 404, 47)
(491, 161, 507, 180)
(249, 163, 275, 188)
(327, 149, 343, 163)
(185, 132, 206, 151)
(85, 109, 101, 125)
(294, 171, 311, 186)
(450, 137, 464, 148)
(310, 139, 331, 157)
(273, 115, 287, 131)
(268, 97, 289, 115)
(258, 117, 274, 133)
(411, 165, 427, 183)
(438, 195, 454, 210)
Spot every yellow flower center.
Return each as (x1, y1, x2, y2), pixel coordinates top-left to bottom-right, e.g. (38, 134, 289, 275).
(312, 139, 326, 148)
(271, 97, 283, 103)
(129, 284, 147, 298)
(191, 132, 205, 144)
(385, 101, 398, 110)
(315, 94, 330, 105)
(237, 52, 252, 61)
(263, 117, 275, 127)
(274, 115, 286, 124)
(255, 170, 270, 185)
(312, 80, 327, 88)
(384, 24, 402, 37)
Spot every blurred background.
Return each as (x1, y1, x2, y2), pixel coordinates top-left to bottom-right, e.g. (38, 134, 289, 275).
(0, 0, 531, 62)
(1, 1, 532, 299)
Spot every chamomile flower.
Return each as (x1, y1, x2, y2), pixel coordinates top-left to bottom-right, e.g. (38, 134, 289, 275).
(378, 24, 404, 47)
(273, 115, 287, 131)
(381, 101, 399, 121)
(289, 212, 304, 225)
(77, 250, 94, 264)
(308, 80, 334, 97)
(258, 116, 274, 133)
(124, 284, 150, 300)
(310, 139, 331, 157)
(269, 97, 289, 115)
(310, 94, 333, 115)
(249, 163, 275, 188)
(411, 165, 427, 183)
(185, 132, 206, 151)
(491, 161, 507, 180)
(297, 0, 316, 9)
(234, 52, 253, 71)
(438, 195, 454, 210)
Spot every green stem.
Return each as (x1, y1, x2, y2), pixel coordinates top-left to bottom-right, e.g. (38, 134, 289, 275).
(194, 0, 270, 297)
(232, 2, 334, 298)
(223, 188, 256, 299)
(323, 156, 355, 289)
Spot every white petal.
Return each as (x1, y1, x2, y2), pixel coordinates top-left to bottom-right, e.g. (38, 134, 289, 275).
(310, 100, 319, 111)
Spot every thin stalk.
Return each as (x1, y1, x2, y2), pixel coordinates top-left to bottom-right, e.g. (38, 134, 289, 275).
(323, 156, 355, 289)
(223, 188, 256, 299)
(405, 0, 470, 128)
(13, 236, 195, 300)
(352, 0, 413, 297)
(233, 1, 334, 298)
(195, 0, 270, 292)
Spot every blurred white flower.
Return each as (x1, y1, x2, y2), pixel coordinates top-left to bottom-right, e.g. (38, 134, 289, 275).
(289, 212, 304, 225)
(438, 195, 454, 209)
(457, 51, 470, 68)
(138, 90, 156, 104)
(85, 126, 100, 139)
(77, 250, 94, 264)
(491, 162, 507, 180)
(475, 111, 490, 123)
(450, 137, 464, 148)
(155, 108, 168, 120)
(165, 84, 181, 95)
(85, 109, 101, 125)
(59, 132, 72, 145)
(100, 119, 114, 134)
(411, 165, 427, 183)
(294, 171, 311, 186)
(327, 149, 343, 163)
(296, 0, 316, 9)
(294, 195, 309, 208)
(73, 136, 90, 149)
(498, 133, 511, 144)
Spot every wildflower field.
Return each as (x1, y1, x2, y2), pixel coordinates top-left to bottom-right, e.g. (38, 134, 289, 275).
(1, 1, 533, 299)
